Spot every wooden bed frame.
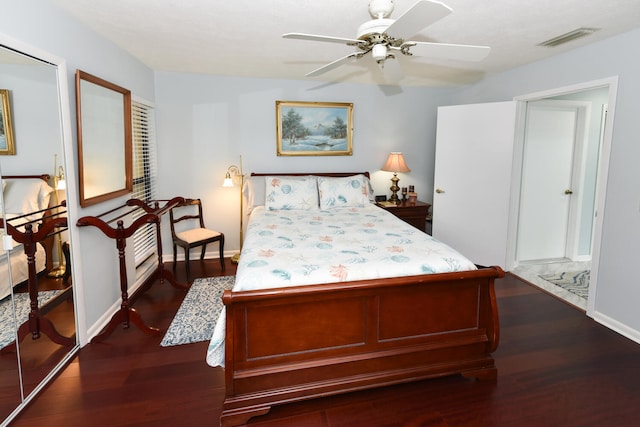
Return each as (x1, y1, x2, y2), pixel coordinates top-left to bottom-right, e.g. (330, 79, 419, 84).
(220, 172, 504, 427)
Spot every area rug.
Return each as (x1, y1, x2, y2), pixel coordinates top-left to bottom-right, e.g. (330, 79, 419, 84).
(0, 290, 62, 350)
(160, 275, 235, 347)
(538, 270, 590, 299)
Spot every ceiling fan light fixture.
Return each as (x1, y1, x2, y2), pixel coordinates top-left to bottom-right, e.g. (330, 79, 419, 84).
(372, 44, 388, 62)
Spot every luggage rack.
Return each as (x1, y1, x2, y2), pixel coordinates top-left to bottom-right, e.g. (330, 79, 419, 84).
(77, 197, 187, 343)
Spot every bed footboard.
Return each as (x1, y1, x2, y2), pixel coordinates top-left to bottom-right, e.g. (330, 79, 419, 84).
(220, 266, 504, 427)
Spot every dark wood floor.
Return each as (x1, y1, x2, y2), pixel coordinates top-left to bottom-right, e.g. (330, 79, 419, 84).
(9, 259, 640, 426)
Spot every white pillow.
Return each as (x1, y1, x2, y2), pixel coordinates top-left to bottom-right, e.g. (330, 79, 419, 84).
(3, 178, 54, 224)
(317, 175, 370, 209)
(264, 176, 318, 210)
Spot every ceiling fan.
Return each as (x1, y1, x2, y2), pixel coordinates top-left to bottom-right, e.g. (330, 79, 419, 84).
(283, 0, 490, 80)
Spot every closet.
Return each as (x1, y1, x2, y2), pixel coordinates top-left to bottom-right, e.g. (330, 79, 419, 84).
(0, 35, 79, 425)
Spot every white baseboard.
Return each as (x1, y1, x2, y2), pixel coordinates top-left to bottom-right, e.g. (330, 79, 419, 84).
(162, 249, 237, 263)
(592, 310, 640, 345)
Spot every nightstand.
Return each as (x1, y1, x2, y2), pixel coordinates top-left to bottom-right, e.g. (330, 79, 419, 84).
(377, 200, 431, 233)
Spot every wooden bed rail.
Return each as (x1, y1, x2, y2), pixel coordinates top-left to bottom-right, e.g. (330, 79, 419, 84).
(222, 267, 503, 303)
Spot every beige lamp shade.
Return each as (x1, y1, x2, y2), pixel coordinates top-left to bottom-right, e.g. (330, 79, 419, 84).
(381, 152, 411, 173)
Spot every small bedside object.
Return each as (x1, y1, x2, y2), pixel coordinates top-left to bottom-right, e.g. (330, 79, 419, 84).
(408, 192, 417, 204)
(375, 195, 387, 202)
(401, 187, 408, 201)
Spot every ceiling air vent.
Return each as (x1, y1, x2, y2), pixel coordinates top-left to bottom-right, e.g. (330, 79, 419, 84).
(538, 27, 600, 47)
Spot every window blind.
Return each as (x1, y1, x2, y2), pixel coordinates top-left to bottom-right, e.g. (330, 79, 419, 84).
(131, 98, 158, 267)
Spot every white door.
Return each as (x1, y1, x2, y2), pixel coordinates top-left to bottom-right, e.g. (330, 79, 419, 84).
(433, 101, 518, 268)
(517, 101, 587, 262)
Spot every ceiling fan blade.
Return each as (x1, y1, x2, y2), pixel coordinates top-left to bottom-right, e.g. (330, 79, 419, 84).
(406, 41, 490, 62)
(385, 0, 453, 39)
(305, 52, 363, 77)
(283, 33, 364, 46)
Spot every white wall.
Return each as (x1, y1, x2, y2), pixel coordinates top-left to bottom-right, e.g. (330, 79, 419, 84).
(2, 0, 156, 344)
(450, 28, 640, 339)
(153, 72, 453, 255)
(0, 64, 61, 175)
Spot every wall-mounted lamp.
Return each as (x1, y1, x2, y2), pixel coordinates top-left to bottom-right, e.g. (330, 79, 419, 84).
(223, 156, 243, 264)
(55, 165, 66, 191)
(381, 152, 411, 203)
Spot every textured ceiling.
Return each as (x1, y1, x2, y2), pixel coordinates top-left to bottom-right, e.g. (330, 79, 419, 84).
(50, 0, 640, 87)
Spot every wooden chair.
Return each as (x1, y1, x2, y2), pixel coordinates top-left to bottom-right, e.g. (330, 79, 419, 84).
(169, 198, 225, 281)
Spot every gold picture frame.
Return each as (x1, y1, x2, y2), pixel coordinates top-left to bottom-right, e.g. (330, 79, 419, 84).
(0, 89, 16, 155)
(276, 101, 353, 156)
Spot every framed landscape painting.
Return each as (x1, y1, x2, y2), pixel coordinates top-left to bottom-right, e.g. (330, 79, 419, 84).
(0, 89, 16, 155)
(276, 101, 353, 156)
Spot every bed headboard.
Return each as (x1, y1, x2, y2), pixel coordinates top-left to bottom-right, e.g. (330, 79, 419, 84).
(3, 174, 51, 181)
(251, 172, 370, 179)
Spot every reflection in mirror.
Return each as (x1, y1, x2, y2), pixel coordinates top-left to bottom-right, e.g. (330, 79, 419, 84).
(0, 162, 21, 424)
(0, 40, 77, 423)
(76, 70, 132, 207)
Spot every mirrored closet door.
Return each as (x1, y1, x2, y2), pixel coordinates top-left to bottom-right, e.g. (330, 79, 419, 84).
(0, 36, 78, 424)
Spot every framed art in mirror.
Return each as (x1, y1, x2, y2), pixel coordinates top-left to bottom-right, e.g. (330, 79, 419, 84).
(0, 89, 16, 155)
(276, 101, 353, 156)
(76, 70, 132, 207)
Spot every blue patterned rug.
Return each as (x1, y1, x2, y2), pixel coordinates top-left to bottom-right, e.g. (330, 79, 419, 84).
(160, 275, 235, 347)
(538, 270, 590, 299)
(0, 290, 62, 350)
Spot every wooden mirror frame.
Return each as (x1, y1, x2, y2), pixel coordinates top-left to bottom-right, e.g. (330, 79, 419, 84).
(75, 70, 132, 207)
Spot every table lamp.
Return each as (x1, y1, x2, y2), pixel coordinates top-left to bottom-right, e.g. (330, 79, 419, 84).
(381, 152, 410, 203)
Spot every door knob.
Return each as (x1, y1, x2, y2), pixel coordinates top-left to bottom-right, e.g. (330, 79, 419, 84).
(436, 188, 445, 194)
(564, 189, 573, 195)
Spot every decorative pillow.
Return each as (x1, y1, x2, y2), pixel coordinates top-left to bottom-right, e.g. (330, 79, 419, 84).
(317, 175, 370, 209)
(264, 176, 319, 210)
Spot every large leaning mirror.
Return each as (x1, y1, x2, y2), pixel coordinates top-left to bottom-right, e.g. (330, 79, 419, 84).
(0, 36, 78, 425)
(76, 70, 132, 207)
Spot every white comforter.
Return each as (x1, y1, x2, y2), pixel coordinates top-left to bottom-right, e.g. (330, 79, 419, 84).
(206, 204, 477, 367)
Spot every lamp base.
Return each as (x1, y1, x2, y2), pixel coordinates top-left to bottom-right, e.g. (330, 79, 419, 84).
(388, 173, 400, 203)
(47, 266, 66, 278)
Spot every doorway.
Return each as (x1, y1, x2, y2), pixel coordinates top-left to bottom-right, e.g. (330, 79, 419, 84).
(510, 81, 615, 312)
(517, 100, 590, 263)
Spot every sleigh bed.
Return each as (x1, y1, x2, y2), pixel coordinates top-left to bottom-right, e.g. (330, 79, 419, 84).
(208, 172, 503, 427)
